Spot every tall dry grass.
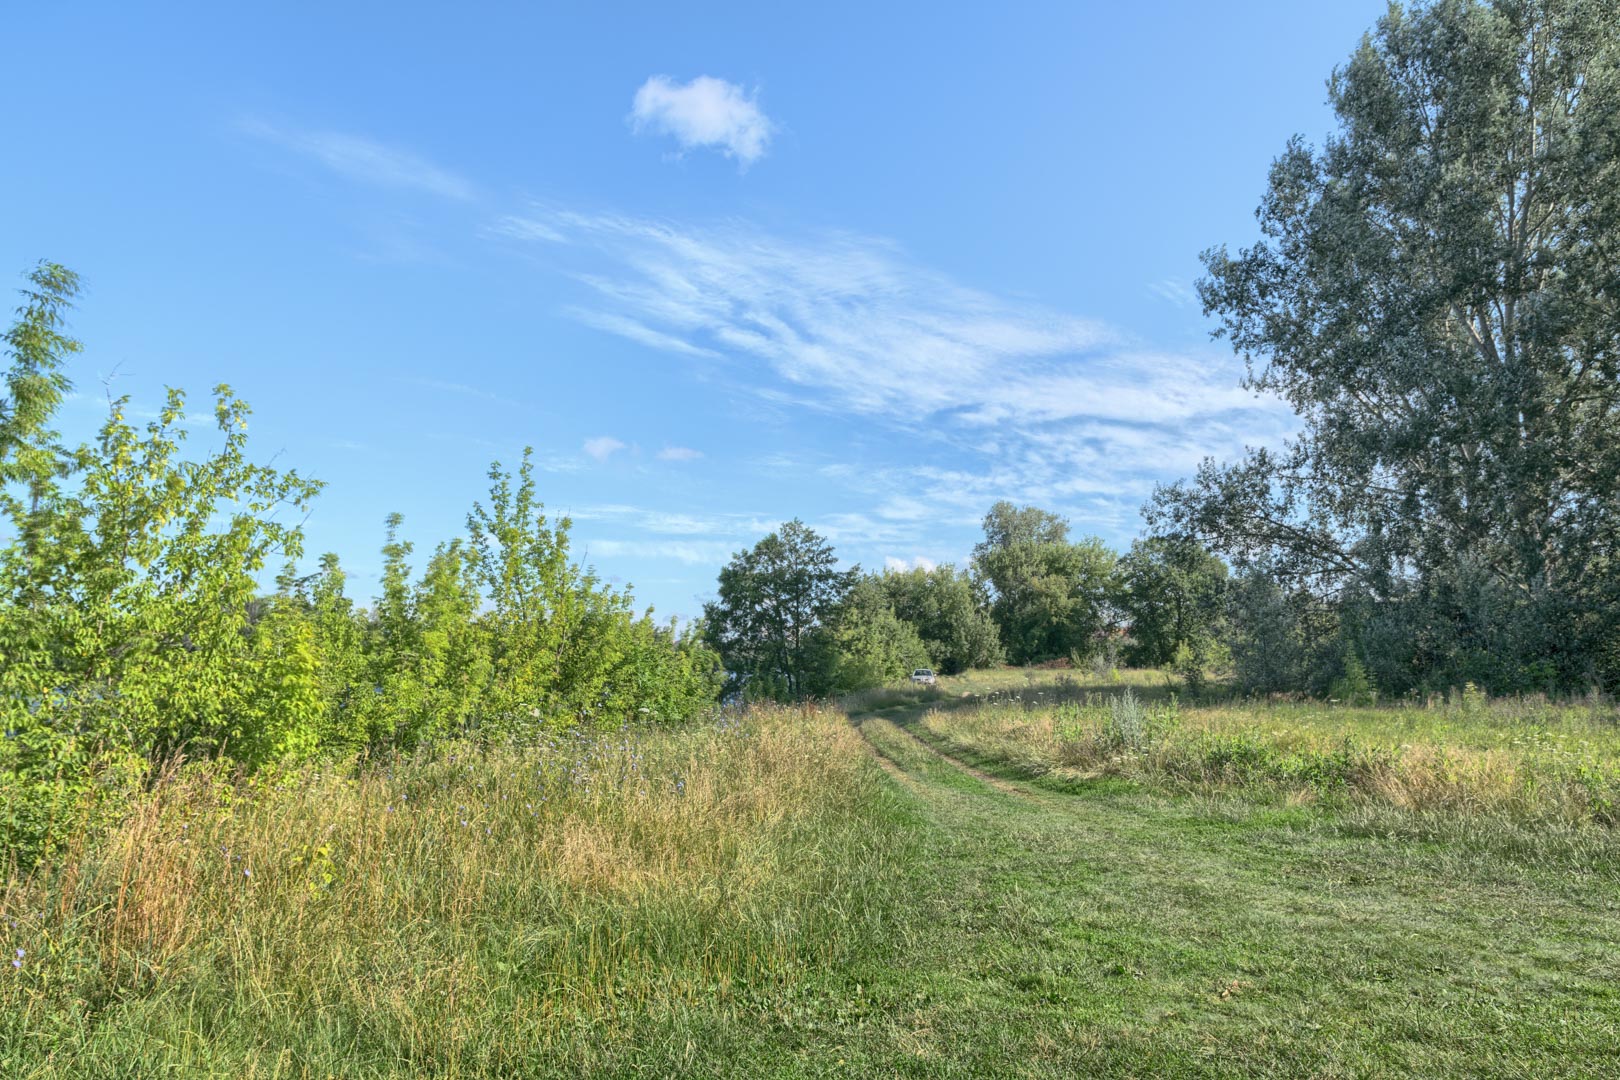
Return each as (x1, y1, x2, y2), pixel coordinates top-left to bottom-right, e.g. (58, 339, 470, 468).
(1, 704, 902, 1074)
(915, 689, 1620, 830)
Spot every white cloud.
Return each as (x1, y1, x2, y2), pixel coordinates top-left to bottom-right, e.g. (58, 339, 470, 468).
(587, 538, 741, 565)
(583, 436, 628, 461)
(486, 214, 565, 243)
(488, 208, 1297, 555)
(502, 210, 1121, 420)
(566, 309, 722, 358)
(1149, 278, 1199, 309)
(241, 119, 475, 200)
(630, 76, 773, 166)
(883, 555, 939, 573)
(875, 496, 932, 521)
(572, 504, 774, 537)
(402, 376, 505, 401)
(656, 446, 704, 462)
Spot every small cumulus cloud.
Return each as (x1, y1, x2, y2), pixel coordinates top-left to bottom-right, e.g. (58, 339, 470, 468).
(630, 75, 773, 166)
(883, 555, 939, 573)
(657, 446, 704, 462)
(583, 436, 628, 461)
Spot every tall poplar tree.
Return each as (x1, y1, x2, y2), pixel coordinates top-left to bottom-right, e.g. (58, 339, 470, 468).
(1151, 0, 1620, 690)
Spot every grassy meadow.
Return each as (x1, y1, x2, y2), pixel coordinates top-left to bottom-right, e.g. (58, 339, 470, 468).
(904, 672, 1620, 833)
(1, 706, 911, 1076)
(5, 670, 1620, 1076)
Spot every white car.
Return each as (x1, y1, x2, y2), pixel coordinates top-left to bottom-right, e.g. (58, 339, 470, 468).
(910, 668, 937, 686)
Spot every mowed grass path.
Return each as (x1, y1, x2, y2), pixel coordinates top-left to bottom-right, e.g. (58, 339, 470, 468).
(841, 697, 1620, 1077)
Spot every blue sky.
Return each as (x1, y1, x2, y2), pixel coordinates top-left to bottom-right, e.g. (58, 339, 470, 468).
(4, 1, 1384, 621)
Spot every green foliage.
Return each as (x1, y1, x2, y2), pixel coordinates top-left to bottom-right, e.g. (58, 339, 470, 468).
(703, 519, 857, 699)
(1172, 637, 1230, 697)
(1151, 0, 1620, 695)
(0, 264, 722, 864)
(1328, 650, 1378, 707)
(972, 501, 1116, 665)
(873, 563, 1002, 674)
(1116, 537, 1227, 668)
(464, 451, 681, 734)
(808, 577, 932, 695)
(1223, 570, 1341, 695)
(1102, 688, 1180, 751)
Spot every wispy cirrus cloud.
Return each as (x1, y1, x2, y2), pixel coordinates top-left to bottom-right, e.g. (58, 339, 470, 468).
(240, 119, 476, 201)
(500, 209, 1125, 421)
(571, 504, 775, 538)
(585, 538, 743, 566)
(493, 208, 1294, 514)
(629, 75, 773, 166)
(242, 117, 1294, 571)
(1149, 278, 1199, 309)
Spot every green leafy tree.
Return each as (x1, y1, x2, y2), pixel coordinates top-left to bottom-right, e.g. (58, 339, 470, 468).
(807, 576, 933, 694)
(1151, 0, 1620, 692)
(0, 266, 323, 858)
(971, 502, 1116, 665)
(1224, 569, 1342, 695)
(267, 553, 371, 752)
(0, 380, 322, 767)
(704, 520, 857, 699)
(876, 564, 1002, 674)
(1116, 537, 1228, 668)
(468, 452, 634, 732)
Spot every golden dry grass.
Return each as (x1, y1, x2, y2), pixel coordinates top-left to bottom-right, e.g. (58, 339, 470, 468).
(911, 674, 1620, 829)
(1, 704, 902, 1073)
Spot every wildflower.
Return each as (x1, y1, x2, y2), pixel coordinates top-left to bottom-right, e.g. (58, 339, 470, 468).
(243, 868, 251, 878)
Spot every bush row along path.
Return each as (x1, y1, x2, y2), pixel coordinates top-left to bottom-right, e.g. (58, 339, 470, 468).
(840, 695, 1619, 1078)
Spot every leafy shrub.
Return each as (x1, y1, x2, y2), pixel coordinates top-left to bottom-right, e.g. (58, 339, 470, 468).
(1102, 689, 1179, 752)
(1329, 652, 1378, 707)
(0, 264, 723, 865)
(1173, 637, 1231, 696)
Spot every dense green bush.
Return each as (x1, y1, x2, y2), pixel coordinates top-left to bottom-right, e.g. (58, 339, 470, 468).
(0, 264, 722, 864)
(875, 564, 1002, 674)
(807, 577, 932, 695)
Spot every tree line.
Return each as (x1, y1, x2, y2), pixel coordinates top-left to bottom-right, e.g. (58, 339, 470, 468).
(700, 505, 1230, 700)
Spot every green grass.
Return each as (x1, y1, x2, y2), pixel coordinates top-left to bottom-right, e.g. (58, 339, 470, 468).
(1, 707, 913, 1076)
(858, 708, 1620, 1076)
(911, 670, 1620, 831)
(4, 674, 1619, 1076)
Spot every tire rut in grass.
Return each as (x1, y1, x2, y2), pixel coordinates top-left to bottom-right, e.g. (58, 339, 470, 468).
(852, 706, 1036, 801)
